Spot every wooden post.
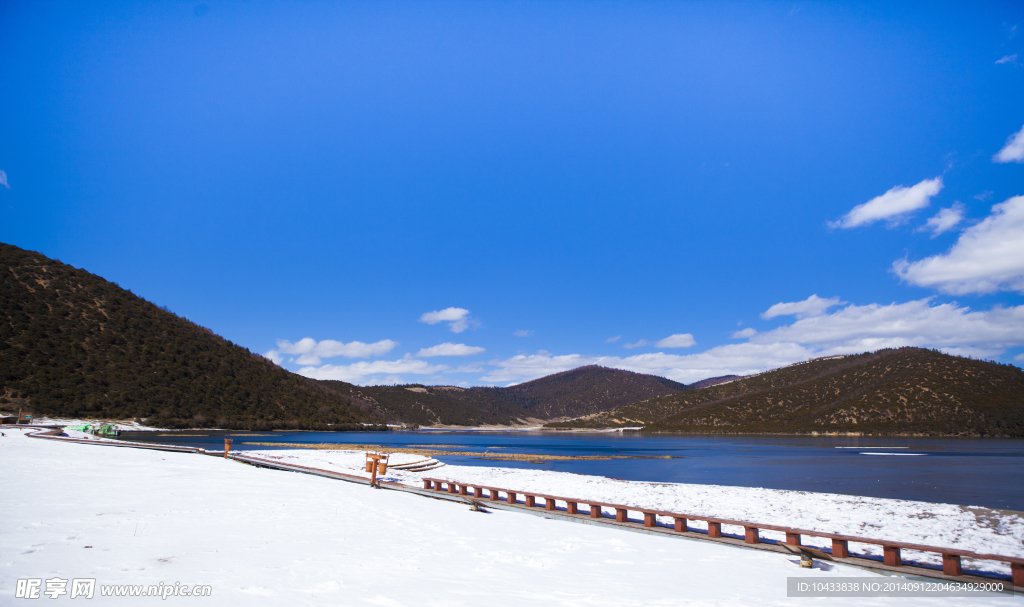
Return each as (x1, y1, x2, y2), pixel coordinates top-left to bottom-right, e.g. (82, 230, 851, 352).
(545, 498, 556, 511)
(507, 492, 517, 505)
(744, 527, 760, 544)
(1011, 563, 1023, 587)
(831, 539, 849, 558)
(643, 512, 656, 528)
(615, 508, 628, 523)
(423, 479, 432, 489)
(674, 517, 687, 532)
(942, 554, 962, 576)
(525, 495, 536, 508)
(458, 485, 468, 496)
(707, 522, 722, 538)
(589, 504, 602, 519)
(447, 482, 456, 494)
(489, 488, 500, 501)
(566, 502, 578, 514)
(785, 532, 801, 546)
(223, 438, 233, 458)
(883, 546, 902, 567)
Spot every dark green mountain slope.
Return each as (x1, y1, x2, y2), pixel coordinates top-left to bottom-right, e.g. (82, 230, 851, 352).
(0, 243, 385, 430)
(546, 348, 1024, 436)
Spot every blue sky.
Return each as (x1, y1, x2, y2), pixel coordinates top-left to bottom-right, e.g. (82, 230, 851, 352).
(2, 1, 1023, 386)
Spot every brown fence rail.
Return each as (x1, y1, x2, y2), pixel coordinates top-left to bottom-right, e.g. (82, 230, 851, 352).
(421, 477, 1024, 587)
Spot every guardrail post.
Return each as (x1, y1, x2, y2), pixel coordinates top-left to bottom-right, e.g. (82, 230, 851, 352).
(941, 554, 962, 576)
(744, 527, 760, 544)
(643, 512, 656, 528)
(785, 532, 801, 546)
(447, 482, 457, 494)
(883, 546, 901, 567)
(1010, 563, 1023, 587)
(507, 492, 517, 504)
(489, 488, 500, 501)
(545, 498, 556, 511)
(674, 517, 687, 532)
(832, 539, 849, 558)
(707, 522, 722, 538)
(459, 485, 468, 496)
(423, 479, 432, 489)
(223, 438, 232, 458)
(566, 501, 578, 514)
(615, 508, 628, 523)
(589, 504, 602, 519)
(525, 495, 536, 507)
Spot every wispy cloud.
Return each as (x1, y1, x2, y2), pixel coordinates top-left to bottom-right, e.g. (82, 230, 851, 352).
(266, 337, 397, 366)
(623, 340, 649, 349)
(0, 170, 9, 189)
(416, 342, 485, 357)
(918, 202, 965, 237)
(995, 54, 1018, 64)
(829, 177, 943, 228)
(732, 327, 757, 339)
(605, 336, 621, 343)
(419, 307, 472, 333)
(994, 125, 1024, 164)
(297, 359, 449, 384)
(654, 333, 696, 348)
(762, 294, 843, 320)
(894, 195, 1024, 294)
(974, 190, 993, 202)
(513, 329, 533, 337)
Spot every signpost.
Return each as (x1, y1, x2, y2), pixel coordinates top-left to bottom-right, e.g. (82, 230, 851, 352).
(365, 452, 390, 488)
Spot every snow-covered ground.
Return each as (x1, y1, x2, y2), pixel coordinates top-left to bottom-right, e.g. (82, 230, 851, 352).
(1, 429, 1019, 606)
(247, 448, 1024, 577)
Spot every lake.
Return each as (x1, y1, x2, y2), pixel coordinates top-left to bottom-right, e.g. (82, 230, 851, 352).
(120, 430, 1024, 512)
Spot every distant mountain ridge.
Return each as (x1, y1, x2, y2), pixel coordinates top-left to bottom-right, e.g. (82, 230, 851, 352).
(546, 348, 1024, 436)
(320, 365, 691, 426)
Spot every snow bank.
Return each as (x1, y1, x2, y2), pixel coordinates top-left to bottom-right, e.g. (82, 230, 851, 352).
(246, 448, 1024, 576)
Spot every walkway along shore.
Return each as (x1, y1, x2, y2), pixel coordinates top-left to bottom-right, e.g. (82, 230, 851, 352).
(21, 426, 1024, 591)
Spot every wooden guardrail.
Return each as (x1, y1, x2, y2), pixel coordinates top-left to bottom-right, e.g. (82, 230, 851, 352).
(421, 477, 1024, 586)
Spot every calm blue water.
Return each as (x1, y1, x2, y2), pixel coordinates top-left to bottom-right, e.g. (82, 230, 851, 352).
(120, 430, 1024, 512)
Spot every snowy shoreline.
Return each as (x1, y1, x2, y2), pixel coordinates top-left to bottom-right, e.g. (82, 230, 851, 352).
(3, 427, 1022, 605)
(245, 447, 1024, 577)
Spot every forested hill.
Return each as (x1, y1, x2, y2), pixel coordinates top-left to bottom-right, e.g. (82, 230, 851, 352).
(546, 348, 1024, 436)
(0, 243, 385, 430)
(319, 365, 691, 426)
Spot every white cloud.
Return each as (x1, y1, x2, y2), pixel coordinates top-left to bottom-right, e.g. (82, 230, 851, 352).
(761, 294, 844, 320)
(894, 195, 1024, 294)
(419, 307, 472, 333)
(623, 340, 649, 349)
(996, 54, 1018, 64)
(605, 336, 621, 343)
(481, 299, 1024, 384)
(269, 337, 398, 366)
(0, 170, 8, 189)
(513, 329, 533, 337)
(751, 299, 1024, 357)
(263, 350, 284, 365)
(1015, 353, 1024, 362)
(297, 359, 449, 384)
(416, 342, 485, 357)
(974, 191, 993, 202)
(654, 333, 696, 348)
(994, 125, 1024, 164)
(829, 177, 943, 228)
(918, 202, 965, 237)
(732, 327, 757, 339)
